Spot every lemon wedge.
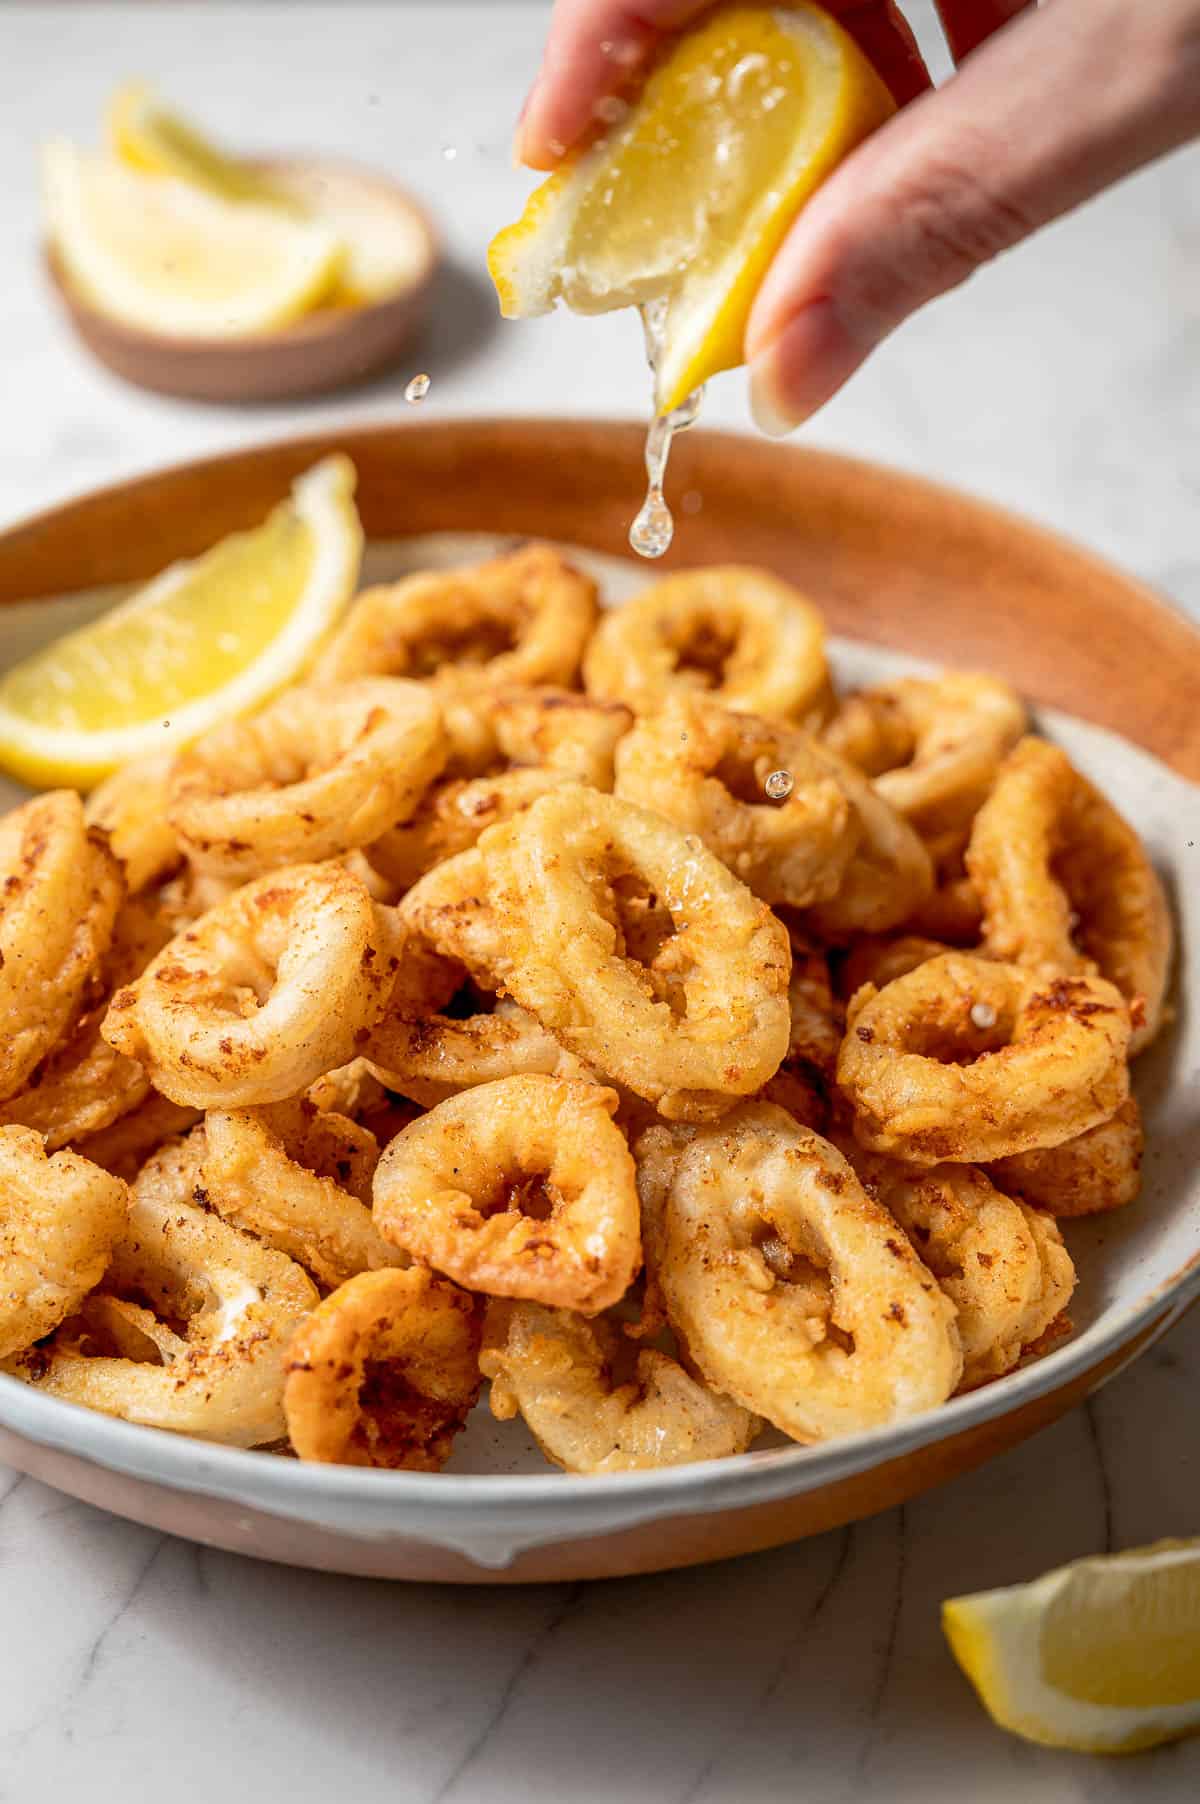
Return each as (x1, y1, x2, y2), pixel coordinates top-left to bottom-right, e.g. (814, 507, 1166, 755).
(107, 82, 427, 306)
(43, 138, 343, 339)
(943, 1539, 1200, 1754)
(488, 1, 894, 413)
(0, 457, 363, 790)
(107, 80, 301, 212)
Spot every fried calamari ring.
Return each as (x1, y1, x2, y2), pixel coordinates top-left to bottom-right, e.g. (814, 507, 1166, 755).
(284, 1266, 482, 1468)
(635, 1105, 962, 1440)
(0, 1003, 149, 1150)
(72, 1091, 201, 1181)
(168, 679, 446, 879)
(369, 689, 631, 891)
(988, 1096, 1144, 1218)
(967, 737, 1172, 1054)
(481, 1300, 760, 1474)
(397, 847, 510, 982)
(826, 673, 1026, 832)
(836, 934, 950, 1000)
(316, 546, 598, 726)
(102, 863, 400, 1108)
(482, 786, 792, 1118)
(0, 892, 176, 1149)
(837, 953, 1131, 1164)
(0, 1126, 128, 1358)
(0, 792, 124, 1103)
(366, 995, 592, 1106)
(202, 1101, 402, 1289)
(613, 698, 858, 907)
(584, 565, 831, 725)
(802, 746, 934, 939)
(374, 1075, 641, 1314)
(845, 1146, 1075, 1390)
(85, 753, 183, 893)
(758, 937, 841, 1129)
(5, 1135, 318, 1445)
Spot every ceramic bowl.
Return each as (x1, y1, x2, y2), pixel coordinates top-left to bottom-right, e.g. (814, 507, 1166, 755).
(44, 157, 439, 403)
(0, 419, 1195, 1582)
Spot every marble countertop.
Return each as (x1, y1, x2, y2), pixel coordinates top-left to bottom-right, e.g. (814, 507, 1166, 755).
(1, 4, 1197, 1798)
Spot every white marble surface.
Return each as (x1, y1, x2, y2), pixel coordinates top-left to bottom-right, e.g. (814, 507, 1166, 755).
(1, 3, 1198, 1797)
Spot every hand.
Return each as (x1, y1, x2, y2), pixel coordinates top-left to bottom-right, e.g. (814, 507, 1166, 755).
(515, 1, 1200, 433)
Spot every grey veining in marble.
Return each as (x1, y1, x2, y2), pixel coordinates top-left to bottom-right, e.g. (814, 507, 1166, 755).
(0, 4, 1197, 1798)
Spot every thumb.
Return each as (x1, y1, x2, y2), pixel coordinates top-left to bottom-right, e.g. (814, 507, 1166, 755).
(746, 0, 1200, 433)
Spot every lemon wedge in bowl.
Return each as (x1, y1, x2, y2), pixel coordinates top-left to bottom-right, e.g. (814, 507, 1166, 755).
(944, 1539, 1200, 1753)
(107, 79, 301, 212)
(42, 138, 343, 339)
(488, 1, 894, 414)
(0, 457, 363, 790)
(107, 82, 431, 307)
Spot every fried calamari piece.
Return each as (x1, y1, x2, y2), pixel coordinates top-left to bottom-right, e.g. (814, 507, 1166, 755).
(481, 1299, 760, 1473)
(584, 565, 832, 725)
(845, 1145, 1075, 1389)
(614, 696, 858, 907)
(86, 753, 183, 893)
(369, 687, 630, 890)
(374, 1074, 641, 1314)
(481, 786, 792, 1119)
(988, 1096, 1144, 1218)
(203, 1100, 402, 1289)
(825, 672, 1026, 834)
(0, 792, 124, 1103)
(317, 544, 598, 764)
(169, 679, 446, 879)
(5, 1134, 317, 1445)
(967, 737, 1172, 1053)
(284, 1266, 482, 1468)
(103, 863, 401, 1108)
(0, 1126, 129, 1358)
(636, 1105, 962, 1441)
(837, 953, 1131, 1164)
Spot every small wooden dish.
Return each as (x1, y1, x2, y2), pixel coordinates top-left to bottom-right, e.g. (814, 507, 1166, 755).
(44, 156, 440, 404)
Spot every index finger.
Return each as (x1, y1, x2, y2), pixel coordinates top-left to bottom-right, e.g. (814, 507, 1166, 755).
(516, 0, 931, 171)
(517, 1, 707, 171)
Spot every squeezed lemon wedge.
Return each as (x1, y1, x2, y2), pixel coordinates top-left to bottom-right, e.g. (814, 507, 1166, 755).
(944, 1539, 1200, 1753)
(488, 1, 894, 413)
(107, 82, 427, 306)
(43, 138, 344, 339)
(0, 457, 363, 790)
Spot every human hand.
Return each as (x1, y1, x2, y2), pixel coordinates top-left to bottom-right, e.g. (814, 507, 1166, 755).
(515, 1, 1200, 432)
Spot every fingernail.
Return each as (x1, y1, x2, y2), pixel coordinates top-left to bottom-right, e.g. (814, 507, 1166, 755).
(511, 85, 537, 166)
(749, 300, 873, 436)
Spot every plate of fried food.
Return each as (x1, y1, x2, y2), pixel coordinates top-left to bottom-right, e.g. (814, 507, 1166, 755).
(0, 420, 1194, 1581)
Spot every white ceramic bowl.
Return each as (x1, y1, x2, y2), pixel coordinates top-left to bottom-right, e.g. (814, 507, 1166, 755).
(0, 423, 1194, 1582)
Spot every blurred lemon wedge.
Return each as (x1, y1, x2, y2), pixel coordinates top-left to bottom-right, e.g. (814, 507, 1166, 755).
(107, 82, 427, 306)
(107, 80, 301, 212)
(943, 1539, 1200, 1754)
(43, 139, 343, 339)
(0, 457, 363, 790)
(488, 1, 894, 413)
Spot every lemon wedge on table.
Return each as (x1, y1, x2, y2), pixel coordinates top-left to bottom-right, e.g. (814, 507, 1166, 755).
(107, 81, 427, 307)
(488, 1, 894, 414)
(43, 139, 344, 339)
(0, 457, 363, 791)
(943, 1539, 1200, 1754)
